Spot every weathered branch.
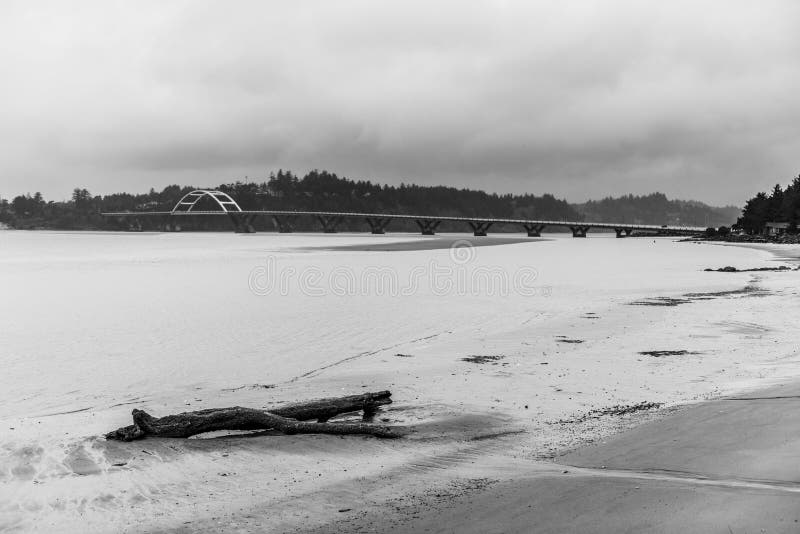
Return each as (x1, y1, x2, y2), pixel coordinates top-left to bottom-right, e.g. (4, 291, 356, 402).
(270, 390, 392, 422)
(105, 391, 401, 441)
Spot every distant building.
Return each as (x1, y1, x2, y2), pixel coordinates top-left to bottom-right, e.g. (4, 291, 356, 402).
(764, 221, 790, 236)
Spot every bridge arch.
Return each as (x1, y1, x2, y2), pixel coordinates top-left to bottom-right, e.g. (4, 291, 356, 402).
(171, 190, 242, 213)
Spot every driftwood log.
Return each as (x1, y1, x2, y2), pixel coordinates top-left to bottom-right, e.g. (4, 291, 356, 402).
(106, 391, 401, 441)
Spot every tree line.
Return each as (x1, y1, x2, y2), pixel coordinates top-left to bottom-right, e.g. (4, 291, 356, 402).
(736, 175, 800, 234)
(0, 169, 738, 231)
(578, 193, 739, 229)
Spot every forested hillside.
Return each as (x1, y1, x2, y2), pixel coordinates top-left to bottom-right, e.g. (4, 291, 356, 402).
(577, 193, 740, 228)
(735, 176, 800, 233)
(0, 170, 740, 231)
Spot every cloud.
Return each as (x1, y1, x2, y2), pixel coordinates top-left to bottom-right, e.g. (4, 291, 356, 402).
(1, 0, 800, 204)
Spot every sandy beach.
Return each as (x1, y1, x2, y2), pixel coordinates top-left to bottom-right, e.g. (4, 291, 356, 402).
(2, 232, 800, 532)
(308, 380, 800, 533)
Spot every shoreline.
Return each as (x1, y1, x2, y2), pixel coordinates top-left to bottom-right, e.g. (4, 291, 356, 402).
(309, 378, 800, 534)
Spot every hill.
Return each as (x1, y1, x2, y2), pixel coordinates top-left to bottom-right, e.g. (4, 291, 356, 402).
(576, 193, 740, 228)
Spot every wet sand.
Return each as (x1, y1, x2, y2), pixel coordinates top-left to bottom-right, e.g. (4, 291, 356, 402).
(312, 381, 800, 533)
(304, 234, 544, 252)
(367, 473, 800, 534)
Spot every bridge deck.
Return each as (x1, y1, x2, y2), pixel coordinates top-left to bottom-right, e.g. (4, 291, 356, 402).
(101, 210, 706, 233)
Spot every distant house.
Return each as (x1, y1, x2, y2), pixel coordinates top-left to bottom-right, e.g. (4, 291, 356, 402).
(764, 221, 790, 236)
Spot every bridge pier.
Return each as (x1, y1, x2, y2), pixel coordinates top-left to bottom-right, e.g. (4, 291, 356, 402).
(271, 215, 296, 233)
(365, 217, 392, 234)
(523, 224, 546, 237)
(570, 225, 590, 238)
(467, 221, 493, 236)
(229, 213, 257, 233)
(614, 228, 632, 238)
(317, 215, 344, 233)
(416, 219, 442, 235)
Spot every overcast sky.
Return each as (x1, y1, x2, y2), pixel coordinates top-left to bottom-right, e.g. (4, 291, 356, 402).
(2, 1, 800, 205)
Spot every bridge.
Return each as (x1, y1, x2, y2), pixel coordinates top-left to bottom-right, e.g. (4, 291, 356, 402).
(102, 189, 708, 238)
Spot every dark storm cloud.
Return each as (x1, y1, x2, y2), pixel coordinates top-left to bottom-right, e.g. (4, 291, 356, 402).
(2, 0, 800, 204)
